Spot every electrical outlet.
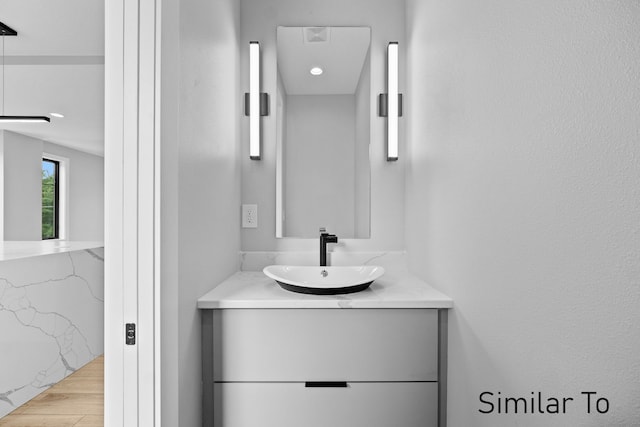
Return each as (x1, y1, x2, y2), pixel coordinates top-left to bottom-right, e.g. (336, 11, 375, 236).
(242, 204, 258, 228)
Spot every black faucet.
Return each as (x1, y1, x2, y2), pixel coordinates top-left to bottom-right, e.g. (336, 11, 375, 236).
(320, 231, 338, 267)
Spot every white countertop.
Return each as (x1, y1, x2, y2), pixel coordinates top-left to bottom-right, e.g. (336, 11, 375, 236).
(197, 271, 453, 309)
(0, 241, 104, 262)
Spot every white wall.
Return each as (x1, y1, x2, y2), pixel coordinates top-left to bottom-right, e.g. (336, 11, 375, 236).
(0, 131, 104, 242)
(1, 131, 42, 241)
(405, 0, 640, 425)
(284, 95, 356, 237)
(240, 0, 405, 252)
(159, 0, 180, 425)
(275, 72, 286, 237)
(354, 54, 371, 238)
(158, 0, 242, 425)
(42, 142, 104, 241)
(0, 135, 3, 241)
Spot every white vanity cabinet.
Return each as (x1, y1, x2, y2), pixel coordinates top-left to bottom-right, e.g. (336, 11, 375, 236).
(198, 272, 452, 427)
(214, 381, 437, 427)
(202, 308, 447, 427)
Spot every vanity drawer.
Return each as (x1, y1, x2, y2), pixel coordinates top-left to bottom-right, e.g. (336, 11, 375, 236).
(211, 308, 438, 381)
(214, 382, 437, 427)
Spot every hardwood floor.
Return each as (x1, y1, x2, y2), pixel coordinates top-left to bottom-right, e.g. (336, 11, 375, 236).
(0, 356, 104, 427)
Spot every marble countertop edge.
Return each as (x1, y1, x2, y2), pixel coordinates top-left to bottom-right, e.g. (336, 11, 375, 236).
(197, 300, 453, 309)
(0, 240, 104, 262)
(197, 271, 453, 310)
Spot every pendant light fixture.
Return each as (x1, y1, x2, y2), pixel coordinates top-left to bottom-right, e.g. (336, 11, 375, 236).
(0, 22, 50, 123)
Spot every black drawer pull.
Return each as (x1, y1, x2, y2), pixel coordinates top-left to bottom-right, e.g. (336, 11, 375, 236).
(305, 381, 348, 388)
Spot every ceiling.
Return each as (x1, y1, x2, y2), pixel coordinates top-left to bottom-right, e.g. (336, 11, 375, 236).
(277, 26, 370, 96)
(0, 0, 105, 156)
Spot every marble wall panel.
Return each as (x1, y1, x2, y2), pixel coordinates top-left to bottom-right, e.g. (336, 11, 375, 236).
(0, 248, 104, 417)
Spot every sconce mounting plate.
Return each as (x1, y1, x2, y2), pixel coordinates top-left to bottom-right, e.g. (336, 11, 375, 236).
(377, 93, 403, 117)
(244, 93, 270, 116)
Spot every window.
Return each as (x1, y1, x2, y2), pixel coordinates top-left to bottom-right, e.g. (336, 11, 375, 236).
(42, 158, 60, 239)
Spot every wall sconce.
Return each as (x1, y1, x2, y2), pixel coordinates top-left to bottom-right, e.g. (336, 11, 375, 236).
(244, 41, 269, 160)
(378, 42, 402, 161)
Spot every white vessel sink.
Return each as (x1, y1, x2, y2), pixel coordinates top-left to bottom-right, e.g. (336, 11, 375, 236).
(263, 265, 385, 295)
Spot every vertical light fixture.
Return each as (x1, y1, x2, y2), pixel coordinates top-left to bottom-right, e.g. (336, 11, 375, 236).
(249, 41, 261, 159)
(0, 22, 50, 123)
(378, 42, 402, 161)
(387, 42, 399, 161)
(245, 41, 269, 160)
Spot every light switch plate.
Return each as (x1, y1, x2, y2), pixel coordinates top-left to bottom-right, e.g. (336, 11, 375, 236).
(242, 204, 258, 228)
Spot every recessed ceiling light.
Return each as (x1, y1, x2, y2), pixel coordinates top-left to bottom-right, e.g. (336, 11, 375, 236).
(310, 67, 323, 76)
(50, 113, 65, 118)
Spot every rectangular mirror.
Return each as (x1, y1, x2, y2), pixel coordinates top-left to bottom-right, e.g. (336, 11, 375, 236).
(275, 26, 371, 238)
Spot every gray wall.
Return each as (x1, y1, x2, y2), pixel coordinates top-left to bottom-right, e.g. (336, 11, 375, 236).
(1, 131, 42, 241)
(43, 142, 104, 241)
(284, 95, 356, 237)
(405, 0, 640, 425)
(1, 131, 104, 241)
(159, 0, 242, 425)
(354, 53, 371, 239)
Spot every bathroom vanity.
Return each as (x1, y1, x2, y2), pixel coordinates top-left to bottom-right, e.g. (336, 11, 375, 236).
(198, 270, 452, 427)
